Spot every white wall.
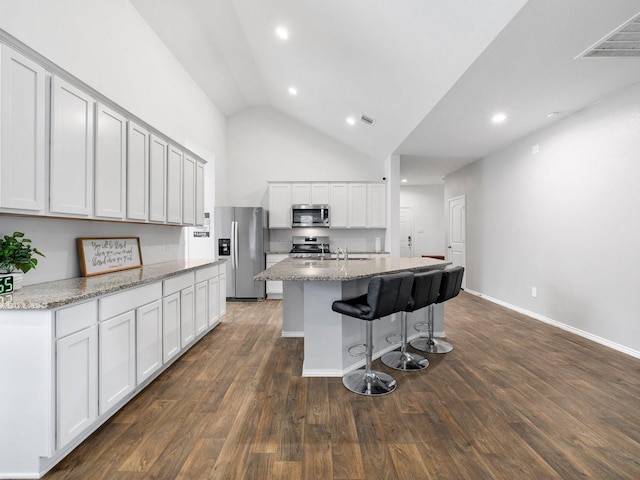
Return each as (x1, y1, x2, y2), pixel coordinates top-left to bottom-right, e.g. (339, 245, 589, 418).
(0, 0, 226, 284)
(444, 81, 640, 355)
(226, 107, 385, 208)
(400, 185, 445, 257)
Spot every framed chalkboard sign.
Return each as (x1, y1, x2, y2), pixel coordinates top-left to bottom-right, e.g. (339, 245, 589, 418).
(77, 237, 143, 276)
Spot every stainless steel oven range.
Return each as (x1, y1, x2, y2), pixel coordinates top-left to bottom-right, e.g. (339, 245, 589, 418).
(290, 236, 331, 259)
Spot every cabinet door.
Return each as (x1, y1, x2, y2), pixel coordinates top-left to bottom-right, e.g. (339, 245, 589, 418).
(266, 254, 288, 296)
(149, 134, 167, 223)
(291, 183, 311, 204)
(99, 311, 136, 415)
(127, 122, 149, 221)
(218, 272, 227, 317)
(162, 292, 180, 363)
(195, 281, 208, 337)
(195, 162, 205, 226)
(166, 145, 183, 224)
(180, 286, 195, 347)
(0, 45, 46, 212)
(268, 183, 292, 228)
(311, 183, 330, 205)
(50, 76, 94, 216)
(348, 183, 367, 228)
(136, 300, 162, 385)
(182, 154, 196, 226)
(367, 183, 386, 228)
(56, 325, 98, 450)
(329, 183, 348, 228)
(208, 276, 219, 327)
(94, 103, 126, 219)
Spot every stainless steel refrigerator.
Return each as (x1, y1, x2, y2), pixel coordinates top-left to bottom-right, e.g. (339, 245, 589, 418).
(214, 207, 268, 300)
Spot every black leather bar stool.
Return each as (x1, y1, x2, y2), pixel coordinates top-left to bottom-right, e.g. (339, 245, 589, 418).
(381, 269, 443, 371)
(332, 272, 414, 396)
(410, 266, 464, 354)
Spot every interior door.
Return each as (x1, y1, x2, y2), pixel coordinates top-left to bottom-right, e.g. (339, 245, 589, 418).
(399, 207, 413, 257)
(448, 195, 466, 288)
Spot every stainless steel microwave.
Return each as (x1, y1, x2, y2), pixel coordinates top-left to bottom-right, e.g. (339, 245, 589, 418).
(291, 204, 330, 228)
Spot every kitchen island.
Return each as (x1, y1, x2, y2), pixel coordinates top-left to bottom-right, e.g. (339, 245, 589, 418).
(255, 256, 450, 377)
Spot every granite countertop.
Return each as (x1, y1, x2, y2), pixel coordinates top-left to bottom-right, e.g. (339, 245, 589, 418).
(254, 256, 449, 282)
(0, 259, 225, 310)
(265, 250, 391, 255)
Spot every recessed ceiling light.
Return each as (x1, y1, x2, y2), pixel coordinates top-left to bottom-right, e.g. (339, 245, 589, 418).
(546, 111, 559, 118)
(346, 117, 356, 125)
(401, 179, 408, 183)
(492, 112, 507, 124)
(275, 26, 289, 40)
(288, 86, 297, 96)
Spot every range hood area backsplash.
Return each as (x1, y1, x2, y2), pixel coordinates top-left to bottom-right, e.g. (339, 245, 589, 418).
(269, 228, 386, 253)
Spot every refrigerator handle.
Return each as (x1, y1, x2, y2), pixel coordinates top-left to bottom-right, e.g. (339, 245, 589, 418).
(231, 221, 239, 269)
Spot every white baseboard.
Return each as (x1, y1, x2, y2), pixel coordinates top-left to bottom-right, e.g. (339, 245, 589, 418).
(464, 289, 640, 360)
(281, 330, 303, 338)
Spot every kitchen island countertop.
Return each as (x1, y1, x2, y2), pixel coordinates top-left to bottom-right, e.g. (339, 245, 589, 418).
(255, 256, 448, 282)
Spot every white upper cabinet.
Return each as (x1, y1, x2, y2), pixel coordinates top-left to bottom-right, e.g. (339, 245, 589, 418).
(127, 122, 149, 221)
(291, 183, 311, 204)
(149, 134, 167, 223)
(311, 183, 330, 205)
(0, 45, 46, 213)
(50, 76, 94, 216)
(268, 183, 292, 228)
(348, 183, 367, 228)
(182, 154, 196, 226)
(367, 183, 386, 228)
(329, 183, 349, 228)
(94, 103, 126, 219)
(166, 144, 183, 224)
(195, 161, 205, 226)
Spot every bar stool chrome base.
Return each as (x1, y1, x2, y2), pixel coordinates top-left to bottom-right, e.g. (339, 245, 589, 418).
(381, 350, 429, 371)
(343, 370, 397, 396)
(409, 337, 453, 354)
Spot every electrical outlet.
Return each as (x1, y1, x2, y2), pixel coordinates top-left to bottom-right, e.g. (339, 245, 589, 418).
(531, 287, 537, 298)
(164, 244, 174, 253)
(532, 144, 540, 155)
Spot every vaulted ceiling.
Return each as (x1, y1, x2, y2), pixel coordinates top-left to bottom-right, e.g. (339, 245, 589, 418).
(131, 0, 640, 184)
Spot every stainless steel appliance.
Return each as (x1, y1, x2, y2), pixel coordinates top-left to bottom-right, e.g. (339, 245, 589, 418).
(214, 207, 268, 300)
(290, 236, 331, 259)
(291, 204, 330, 228)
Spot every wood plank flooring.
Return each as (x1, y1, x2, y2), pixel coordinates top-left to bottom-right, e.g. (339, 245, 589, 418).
(44, 292, 640, 479)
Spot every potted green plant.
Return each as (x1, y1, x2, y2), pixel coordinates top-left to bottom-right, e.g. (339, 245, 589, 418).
(0, 231, 45, 290)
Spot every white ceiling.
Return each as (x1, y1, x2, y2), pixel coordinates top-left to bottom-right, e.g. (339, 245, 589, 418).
(131, 0, 640, 185)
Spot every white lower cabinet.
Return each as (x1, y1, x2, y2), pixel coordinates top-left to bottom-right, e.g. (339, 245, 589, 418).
(162, 292, 181, 364)
(99, 311, 135, 415)
(180, 286, 195, 348)
(266, 254, 289, 298)
(208, 276, 219, 327)
(136, 299, 163, 385)
(219, 272, 227, 316)
(56, 324, 98, 450)
(195, 281, 208, 337)
(3, 262, 227, 479)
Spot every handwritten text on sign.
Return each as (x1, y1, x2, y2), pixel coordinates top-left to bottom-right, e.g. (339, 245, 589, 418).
(77, 237, 142, 276)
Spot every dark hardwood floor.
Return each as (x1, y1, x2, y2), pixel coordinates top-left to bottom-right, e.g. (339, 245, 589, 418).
(44, 292, 640, 479)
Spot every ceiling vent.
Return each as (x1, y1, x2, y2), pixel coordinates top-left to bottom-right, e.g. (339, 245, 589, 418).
(578, 12, 640, 58)
(360, 114, 376, 126)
